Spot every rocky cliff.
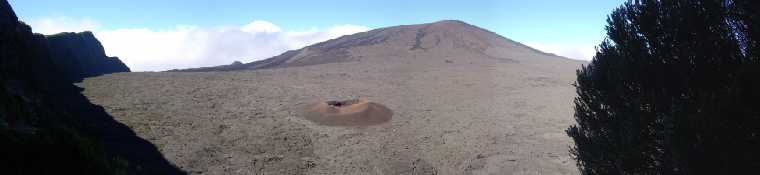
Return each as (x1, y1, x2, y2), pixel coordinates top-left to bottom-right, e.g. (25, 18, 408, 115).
(47, 31, 130, 82)
(0, 0, 179, 174)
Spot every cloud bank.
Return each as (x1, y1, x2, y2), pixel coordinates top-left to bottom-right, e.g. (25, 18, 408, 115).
(26, 18, 370, 71)
(523, 42, 597, 61)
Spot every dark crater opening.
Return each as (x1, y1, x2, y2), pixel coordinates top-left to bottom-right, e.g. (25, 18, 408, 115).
(326, 99, 361, 107)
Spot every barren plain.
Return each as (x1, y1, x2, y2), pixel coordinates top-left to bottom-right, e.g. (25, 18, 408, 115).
(81, 20, 585, 174)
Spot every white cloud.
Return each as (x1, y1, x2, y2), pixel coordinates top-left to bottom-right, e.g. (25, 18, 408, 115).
(241, 20, 282, 33)
(524, 42, 597, 61)
(25, 17, 370, 71)
(26, 17, 101, 35)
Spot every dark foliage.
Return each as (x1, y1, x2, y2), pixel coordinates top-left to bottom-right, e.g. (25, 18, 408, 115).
(1, 0, 182, 174)
(567, 0, 760, 174)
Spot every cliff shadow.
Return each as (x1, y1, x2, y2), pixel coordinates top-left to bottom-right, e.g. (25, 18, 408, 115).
(63, 85, 186, 174)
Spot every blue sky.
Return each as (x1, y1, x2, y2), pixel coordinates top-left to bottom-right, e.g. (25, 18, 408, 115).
(9, 0, 623, 71)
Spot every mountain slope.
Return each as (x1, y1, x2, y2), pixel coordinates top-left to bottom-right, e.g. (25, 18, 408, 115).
(174, 20, 566, 72)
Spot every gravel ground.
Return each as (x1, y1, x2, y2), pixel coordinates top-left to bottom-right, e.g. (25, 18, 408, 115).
(81, 52, 583, 174)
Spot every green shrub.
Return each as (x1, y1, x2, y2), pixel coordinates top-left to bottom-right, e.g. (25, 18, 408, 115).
(567, 0, 760, 174)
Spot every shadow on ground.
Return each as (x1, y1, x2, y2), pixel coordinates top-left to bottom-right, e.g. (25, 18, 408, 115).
(67, 86, 186, 174)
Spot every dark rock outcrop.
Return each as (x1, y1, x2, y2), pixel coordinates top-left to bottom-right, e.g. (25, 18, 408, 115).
(47, 31, 130, 82)
(0, 0, 181, 174)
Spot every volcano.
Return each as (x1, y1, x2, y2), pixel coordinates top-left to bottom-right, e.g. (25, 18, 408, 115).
(174, 20, 567, 72)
